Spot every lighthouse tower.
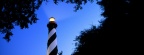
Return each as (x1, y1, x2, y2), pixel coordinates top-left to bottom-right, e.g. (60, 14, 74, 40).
(47, 17, 58, 55)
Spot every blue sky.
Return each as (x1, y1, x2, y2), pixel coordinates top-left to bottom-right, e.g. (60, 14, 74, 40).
(0, 1, 102, 55)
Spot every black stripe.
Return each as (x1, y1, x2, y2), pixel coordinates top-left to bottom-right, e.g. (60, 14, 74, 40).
(48, 32, 56, 47)
(49, 46, 58, 55)
(47, 28, 56, 48)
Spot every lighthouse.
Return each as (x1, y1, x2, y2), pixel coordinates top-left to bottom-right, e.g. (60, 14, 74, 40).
(47, 17, 58, 55)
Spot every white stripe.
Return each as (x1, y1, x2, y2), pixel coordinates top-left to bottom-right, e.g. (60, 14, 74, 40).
(48, 28, 56, 39)
(47, 38, 57, 55)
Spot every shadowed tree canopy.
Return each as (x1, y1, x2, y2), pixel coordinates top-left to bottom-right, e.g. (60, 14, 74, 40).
(0, 0, 43, 42)
(58, 51, 63, 55)
(72, 25, 104, 55)
(54, 0, 96, 11)
(72, 0, 143, 55)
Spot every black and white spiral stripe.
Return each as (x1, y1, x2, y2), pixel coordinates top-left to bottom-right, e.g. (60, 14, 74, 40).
(47, 28, 58, 55)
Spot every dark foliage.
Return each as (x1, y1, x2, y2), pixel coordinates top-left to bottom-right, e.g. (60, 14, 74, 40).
(0, 0, 42, 42)
(72, 25, 103, 55)
(54, 0, 96, 11)
(58, 51, 63, 55)
(72, 0, 143, 55)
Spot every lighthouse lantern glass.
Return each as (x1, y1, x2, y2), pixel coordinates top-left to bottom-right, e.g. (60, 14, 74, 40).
(49, 17, 55, 21)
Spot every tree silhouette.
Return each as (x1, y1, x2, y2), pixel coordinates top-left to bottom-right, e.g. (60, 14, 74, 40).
(72, 0, 143, 55)
(72, 25, 104, 55)
(53, 0, 96, 11)
(58, 51, 63, 55)
(0, 0, 43, 42)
